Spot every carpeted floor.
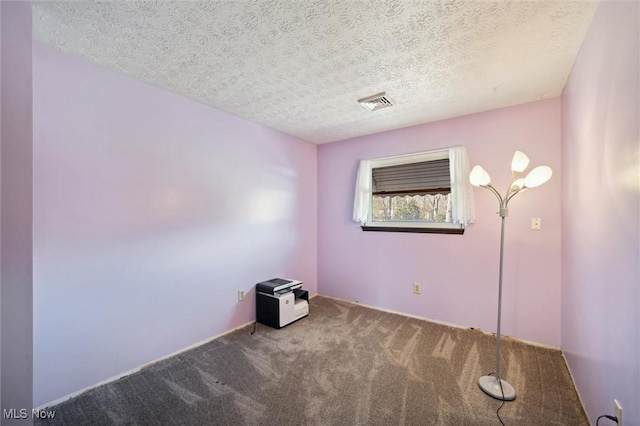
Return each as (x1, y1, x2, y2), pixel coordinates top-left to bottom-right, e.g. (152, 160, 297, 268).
(36, 296, 588, 425)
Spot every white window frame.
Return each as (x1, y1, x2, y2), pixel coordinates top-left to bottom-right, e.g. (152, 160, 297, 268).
(353, 146, 474, 233)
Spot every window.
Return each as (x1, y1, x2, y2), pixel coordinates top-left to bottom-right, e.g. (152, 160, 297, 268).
(353, 146, 474, 233)
(372, 158, 451, 222)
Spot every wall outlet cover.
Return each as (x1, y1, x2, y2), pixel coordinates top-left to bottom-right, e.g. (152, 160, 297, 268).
(614, 399, 622, 425)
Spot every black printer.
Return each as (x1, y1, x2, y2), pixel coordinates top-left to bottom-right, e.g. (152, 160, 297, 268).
(256, 278, 309, 329)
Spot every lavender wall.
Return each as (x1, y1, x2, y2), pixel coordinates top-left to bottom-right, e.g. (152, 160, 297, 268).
(1, 2, 33, 423)
(33, 43, 317, 406)
(318, 99, 562, 347)
(561, 1, 639, 424)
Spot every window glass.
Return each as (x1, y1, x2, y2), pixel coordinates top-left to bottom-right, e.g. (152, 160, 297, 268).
(372, 194, 451, 222)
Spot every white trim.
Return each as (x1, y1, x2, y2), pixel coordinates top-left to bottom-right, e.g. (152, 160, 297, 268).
(363, 221, 463, 230)
(562, 352, 590, 419)
(319, 294, 560, 350)
(38, 292, 561, 412)
(35, 320, 256, 410)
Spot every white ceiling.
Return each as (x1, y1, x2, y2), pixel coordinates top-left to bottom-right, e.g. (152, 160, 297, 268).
(32, 1, 598, 144)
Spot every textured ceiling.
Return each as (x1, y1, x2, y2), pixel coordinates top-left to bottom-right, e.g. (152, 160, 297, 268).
(32, 1, 598, 144)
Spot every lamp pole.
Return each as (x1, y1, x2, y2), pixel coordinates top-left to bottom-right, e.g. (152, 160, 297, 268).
(477, 190, 516, 401)
(470, 152, 552, 402)
(495, 209, 506, 385)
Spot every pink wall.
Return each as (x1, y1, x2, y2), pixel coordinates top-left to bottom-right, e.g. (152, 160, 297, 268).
(32, 43, 317, 406)
(561, 1, 639, 424)
(1, 1, 34, 422)
(318, 99, 562, 347)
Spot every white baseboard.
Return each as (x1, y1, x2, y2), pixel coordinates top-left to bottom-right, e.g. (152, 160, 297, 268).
(317, 293, 561, 351)
(35, 319, 256, 410)
(37, 291, 559, 410)
(37, 292, 323, 410)
(561, 351, 590, 421)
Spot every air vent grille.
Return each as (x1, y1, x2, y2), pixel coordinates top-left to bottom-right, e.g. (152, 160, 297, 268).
(357, 92, 395, 111)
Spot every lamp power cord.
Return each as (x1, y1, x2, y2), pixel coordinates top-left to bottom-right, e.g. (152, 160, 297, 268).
(488, 372, 507, 425)
(596, 414, 618, 425)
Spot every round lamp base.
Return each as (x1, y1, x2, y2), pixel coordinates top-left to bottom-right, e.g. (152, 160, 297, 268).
(478, 375, 516, 401)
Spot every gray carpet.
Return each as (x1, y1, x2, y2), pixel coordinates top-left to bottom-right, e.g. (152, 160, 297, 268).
(36, 296, 588, 425)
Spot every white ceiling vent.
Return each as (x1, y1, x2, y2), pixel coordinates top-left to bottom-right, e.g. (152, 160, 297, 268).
(357, 92, 395, 111)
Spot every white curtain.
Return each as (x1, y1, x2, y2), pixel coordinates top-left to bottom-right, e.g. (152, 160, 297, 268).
(448, 146, 475, 226)
(352, 160, 371, 225)
(352, 147, 474, 227)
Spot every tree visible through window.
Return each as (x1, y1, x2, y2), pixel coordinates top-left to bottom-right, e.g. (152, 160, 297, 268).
(372, 193, 451, 222)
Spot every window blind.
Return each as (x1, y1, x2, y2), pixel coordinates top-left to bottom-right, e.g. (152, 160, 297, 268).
(372, 159, 451, 196)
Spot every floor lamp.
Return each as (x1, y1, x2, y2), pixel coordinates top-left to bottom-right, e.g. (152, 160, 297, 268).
(469, 151, 552, 401)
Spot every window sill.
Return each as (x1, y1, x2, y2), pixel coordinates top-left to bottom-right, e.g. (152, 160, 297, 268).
(361, 222, 465, 235)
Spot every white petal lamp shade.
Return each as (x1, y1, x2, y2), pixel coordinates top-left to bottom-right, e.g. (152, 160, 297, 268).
(469, 165, 491, 186)
(524, 166, 553, 188)
(511, 178, 525, 191)
(511, 151, 530, 173)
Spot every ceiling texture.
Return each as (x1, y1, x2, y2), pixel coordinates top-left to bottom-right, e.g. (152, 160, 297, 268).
(32, 1, 599, 144)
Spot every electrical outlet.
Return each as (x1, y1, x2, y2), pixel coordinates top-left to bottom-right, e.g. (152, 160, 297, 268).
(614, 399, 622, 425)
(238, 290, 245, 301)
(413, 283, 421, 294)
(531, 218, 541, 230)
